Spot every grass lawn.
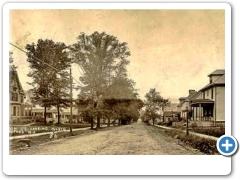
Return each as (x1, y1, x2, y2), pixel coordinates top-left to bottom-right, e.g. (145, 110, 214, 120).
(9, 128, 95, 152)
(10, 126, 116, 153)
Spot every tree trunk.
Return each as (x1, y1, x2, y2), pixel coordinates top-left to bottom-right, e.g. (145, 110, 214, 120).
(107, 118, 110, 127)
(57, 104, 60, 124)
(162, 107, 165, 122)
(44, 106, 47, 125)
(96, 116, 100, 129)
(90, 116, 94, 130)
(153, 118, 155, 126)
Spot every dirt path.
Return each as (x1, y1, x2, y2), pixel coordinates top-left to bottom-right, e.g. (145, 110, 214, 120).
(11, 122, 203, 155)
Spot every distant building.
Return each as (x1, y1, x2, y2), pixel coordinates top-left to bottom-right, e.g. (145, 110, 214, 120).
(177, 89, 198, 120)
(57, 106, 80, 123)
(163, 111, 179, 122)
(165, 102, 179, 112)
(24, 90, 35, 116)
(24, 90, 80, 123)
(29, 105, 80, 123)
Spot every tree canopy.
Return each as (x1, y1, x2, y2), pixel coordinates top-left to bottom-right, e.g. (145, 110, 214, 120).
(143, 88, 170, 125)
(71, 31, 140, 127)
(26, 39, 72, 124)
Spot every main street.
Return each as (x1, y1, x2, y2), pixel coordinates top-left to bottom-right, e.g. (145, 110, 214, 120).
(11, 121, 203, 155)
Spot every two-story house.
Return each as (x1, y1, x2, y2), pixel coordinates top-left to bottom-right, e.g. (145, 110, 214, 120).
(177, 90, 198, 120)
(190, 69, 225, 122)
(10, 68, 25, 119)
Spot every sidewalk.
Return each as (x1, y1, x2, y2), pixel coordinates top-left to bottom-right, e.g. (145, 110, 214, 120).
(9, 124, 110, 140)
(154, 124, 218, 141)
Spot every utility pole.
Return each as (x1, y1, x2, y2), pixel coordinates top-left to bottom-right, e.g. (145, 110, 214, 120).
(185, 99, 190, 135)
(70, 67, 73, 135)
(186, 106, 189, 135)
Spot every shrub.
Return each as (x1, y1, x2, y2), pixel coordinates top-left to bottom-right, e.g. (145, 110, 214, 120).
(166, 121, 172, 126)
(192, 126, 225, 137)
(190, 122, 198, 130)
(48, 120, 53, 124)
(178, 134, 217, 154)
(157, 122, 164, 126)
(163, 128, 219, 154)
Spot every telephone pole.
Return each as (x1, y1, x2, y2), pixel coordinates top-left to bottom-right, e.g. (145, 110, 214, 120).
(70, 67, 73, 135)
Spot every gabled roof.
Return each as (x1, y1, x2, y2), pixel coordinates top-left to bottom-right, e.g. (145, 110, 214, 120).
(208, 69, 225, 77)
(10, 69, 24, 93)
(200, 74, 225, 91)
(177, 91, 199, 107)
(177, 101, 184, 107)
(190, 91, 201, 100)
(186, 91, 198, 100)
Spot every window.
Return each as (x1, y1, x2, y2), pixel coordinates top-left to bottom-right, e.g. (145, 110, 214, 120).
(207, 90, 209, 96)
(20, 96, 23, 103)
(11, 92, 14, 101)
(13, 106, 16, 116)
(203, 92, 205, 99)
(17, 107, 19, 116)
(16, 93, 18, 101)
(11, 92, 18, 101)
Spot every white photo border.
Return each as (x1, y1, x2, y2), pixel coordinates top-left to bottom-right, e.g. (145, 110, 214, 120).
(3, 2, 231, 175)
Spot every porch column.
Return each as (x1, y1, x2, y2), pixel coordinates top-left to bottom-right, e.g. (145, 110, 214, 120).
(199, 104, 202, 121)
(195, 107, 197, 121)
(192, 107, 194, 121)
(195, 107, 197, 120)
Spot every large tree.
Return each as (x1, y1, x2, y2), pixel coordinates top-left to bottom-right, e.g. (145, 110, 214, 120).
(26, 39, 72, 124)
(106, 77, 138, 99)
(50, 74, 71, 124)
(144, 88, 164, 125)
(71, 31, 133, 129)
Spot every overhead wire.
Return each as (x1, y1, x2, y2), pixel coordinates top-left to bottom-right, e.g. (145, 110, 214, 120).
(9, 42, 82, 85)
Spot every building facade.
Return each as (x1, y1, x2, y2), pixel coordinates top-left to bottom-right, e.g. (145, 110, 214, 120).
(177, 69, 225, 124)
(10, 68, 25, 119)
(191, 69, 225, 122)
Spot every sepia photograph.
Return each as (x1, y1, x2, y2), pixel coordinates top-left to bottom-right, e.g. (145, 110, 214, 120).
(8, 8, 226, 156)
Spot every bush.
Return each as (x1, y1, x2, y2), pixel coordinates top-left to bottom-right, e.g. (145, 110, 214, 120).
(166, 121, 172, 126)
(179, 134, 217, 154)
(35, 117, 44, 123)
(157, 121, 172, 127)
(48, 120, 53, 124)
(192, 126, 225, 137)
(163, 128, 219, 154)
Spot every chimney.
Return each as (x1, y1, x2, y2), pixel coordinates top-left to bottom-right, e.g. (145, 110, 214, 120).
(189, 89, 196, 95)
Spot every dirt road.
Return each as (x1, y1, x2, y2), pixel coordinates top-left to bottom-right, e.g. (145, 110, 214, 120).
(11, 121, 203, 155)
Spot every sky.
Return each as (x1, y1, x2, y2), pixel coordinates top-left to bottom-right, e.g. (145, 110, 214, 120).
(9, 10, 225, 102)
